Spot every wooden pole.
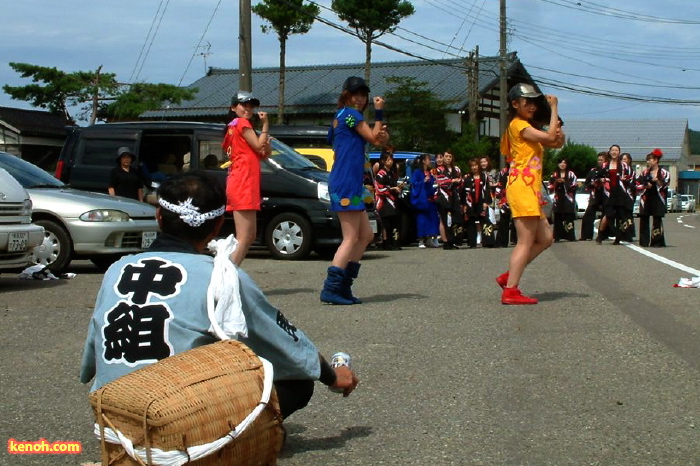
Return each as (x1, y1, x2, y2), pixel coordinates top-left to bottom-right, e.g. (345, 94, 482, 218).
(499, 0, 507, 168)
(239, 0, 252, 92)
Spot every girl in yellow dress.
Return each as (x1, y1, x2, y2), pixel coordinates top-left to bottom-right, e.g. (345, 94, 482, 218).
(496, 84, 564, 305)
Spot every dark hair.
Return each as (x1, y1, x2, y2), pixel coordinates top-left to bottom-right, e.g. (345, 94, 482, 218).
(157, 171, 225, 242)
(468, 157, 481, 173)
(608, 144, 621, 157)
(621, 152, 632, 163)
(337, 88, 369, 111)
(412, 153, 431, 170)
(646, 148, 663, 161)
(379, 151, 394, 167)
(597, 151, 609, 162)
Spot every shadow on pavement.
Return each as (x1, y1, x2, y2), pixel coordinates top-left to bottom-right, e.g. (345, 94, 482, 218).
(533, 291, 591, 302)
(266, 287, 317, 296)
(361, 293, 428, 303)
(280, 424, 373, 458)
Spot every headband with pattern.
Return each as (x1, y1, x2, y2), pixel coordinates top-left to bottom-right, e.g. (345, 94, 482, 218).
(158, 197, 225, 227)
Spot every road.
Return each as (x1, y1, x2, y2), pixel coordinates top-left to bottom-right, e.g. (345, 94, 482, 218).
(1, 213, 699, 465)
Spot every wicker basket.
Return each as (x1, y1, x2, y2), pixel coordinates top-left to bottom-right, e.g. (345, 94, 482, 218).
(89, 340, 284, 465)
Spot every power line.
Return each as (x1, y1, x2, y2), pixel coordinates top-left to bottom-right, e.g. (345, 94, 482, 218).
(129, 0, 167, 83)
(134, 0, 171, 83)
(177, 0, 223, 86)
(534, 0, 700, 24)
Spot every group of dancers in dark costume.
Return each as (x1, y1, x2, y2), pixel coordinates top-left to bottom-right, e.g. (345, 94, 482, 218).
(559, 145, 670, 247)
(373, 144, 672, 253)
(374, 151, 518, 250)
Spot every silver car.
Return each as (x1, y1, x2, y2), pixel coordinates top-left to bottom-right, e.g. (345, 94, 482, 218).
(0, 152, 159, 272)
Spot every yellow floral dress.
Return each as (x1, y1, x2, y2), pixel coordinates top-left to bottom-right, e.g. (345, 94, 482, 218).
(502, 117, 546, 219)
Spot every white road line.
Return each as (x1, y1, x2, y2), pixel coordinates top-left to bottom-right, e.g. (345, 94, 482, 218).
(622, 242, 700, 276)
(593, 219, 699, 275)
(684, 224, 696, 229)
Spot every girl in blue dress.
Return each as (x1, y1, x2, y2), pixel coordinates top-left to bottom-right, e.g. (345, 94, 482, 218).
(321, 76, 388, 305)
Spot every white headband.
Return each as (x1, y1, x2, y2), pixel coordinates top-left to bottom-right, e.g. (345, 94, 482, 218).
(158, 197, 225, 227)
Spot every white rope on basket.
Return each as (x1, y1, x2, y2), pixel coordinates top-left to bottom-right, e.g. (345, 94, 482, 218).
(93, 357, 274, 466)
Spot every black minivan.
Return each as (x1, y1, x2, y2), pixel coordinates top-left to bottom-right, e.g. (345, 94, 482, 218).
(55, 121, 377, 259)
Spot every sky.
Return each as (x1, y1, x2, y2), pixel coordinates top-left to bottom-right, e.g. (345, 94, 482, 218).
(2, 0, 700, 129)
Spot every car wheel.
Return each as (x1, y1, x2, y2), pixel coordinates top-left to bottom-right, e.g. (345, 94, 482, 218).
(30, 220, 72, 273)
(265, 212, 312, 260)
(90, 254, 123, 272)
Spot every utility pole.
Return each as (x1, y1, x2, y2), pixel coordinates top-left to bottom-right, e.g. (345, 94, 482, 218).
(239, 0, 252, 92)
(499, 0, 507, 168)
(468, 46, 479, 142)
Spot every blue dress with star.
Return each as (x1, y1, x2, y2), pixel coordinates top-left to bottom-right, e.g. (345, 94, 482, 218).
(328, 106, 372, 211)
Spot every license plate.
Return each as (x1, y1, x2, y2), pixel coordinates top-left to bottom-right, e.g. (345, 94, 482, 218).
(141, 231, 157, 249)
(369, 219, 378, 234)
(8, 232, 28, 252)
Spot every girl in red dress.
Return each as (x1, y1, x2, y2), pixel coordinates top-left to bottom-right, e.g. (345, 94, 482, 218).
(222, 91, 270, 266)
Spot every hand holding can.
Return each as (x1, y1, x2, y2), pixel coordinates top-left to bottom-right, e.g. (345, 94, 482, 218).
(329, 352, 359, 396)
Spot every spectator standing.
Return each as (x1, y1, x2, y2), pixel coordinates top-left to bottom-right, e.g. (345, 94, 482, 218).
(462, 158, 492, 248)
(374, 151, 403, 250)
(321, 76, 387, 305)
(497, 83, 563, 305)
(108, 147, 144, 202)
(410, 154, 440, 248)
(80, 172, 359, 421)
(222, 91, 271, 266)
(637, 149, 669, 247)
(596, 144, 634, 245)
(549, 157, 577, 242)
(435, 150, 462, 250)
(480, 155, 499, 226)
(621, 152, 637, 239)
(580, 152, 608, 240)
(434, 152, 448, 244)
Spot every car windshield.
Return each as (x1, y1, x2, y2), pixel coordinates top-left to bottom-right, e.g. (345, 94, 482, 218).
(0, 153, 64, 189)
(268, 138, 321, 170)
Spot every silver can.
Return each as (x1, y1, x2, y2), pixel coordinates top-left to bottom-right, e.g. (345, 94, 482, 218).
(329, 352, 352, 393)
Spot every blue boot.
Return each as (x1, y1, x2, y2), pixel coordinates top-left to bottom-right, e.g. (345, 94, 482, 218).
(342, 261, 362, 304)
(320, 267, 354, 305)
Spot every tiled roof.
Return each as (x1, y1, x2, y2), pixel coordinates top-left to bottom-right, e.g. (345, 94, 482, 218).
(142, 53, 528, 119)
(563, 119, 688, 162)
(0, 106, 71, 137)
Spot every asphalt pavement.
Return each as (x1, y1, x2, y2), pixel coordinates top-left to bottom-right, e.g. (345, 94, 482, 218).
(1, 213, 698, 465)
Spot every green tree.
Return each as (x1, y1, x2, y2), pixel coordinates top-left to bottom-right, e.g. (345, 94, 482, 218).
(3, 62, 119, 124)
(252, 0, 319, 124)
(450, 123, 496, 172)
(383, 76, 458, 154)
(543, 140, 597, 178)
(101, 83, 197, 122)
(331, 0, 414, 85)
(4, 62, 197, 123)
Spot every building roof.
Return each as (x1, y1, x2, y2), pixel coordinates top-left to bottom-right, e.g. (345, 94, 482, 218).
(563, 119, 688, 162)
(141, 53, 532, 120)
(0, 106, 70, 137)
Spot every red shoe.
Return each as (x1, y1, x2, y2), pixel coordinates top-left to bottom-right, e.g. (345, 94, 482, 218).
(501, 287, 538, 305)
(496, 271, 509, 289)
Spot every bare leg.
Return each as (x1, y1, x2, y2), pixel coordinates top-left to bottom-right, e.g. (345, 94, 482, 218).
(507, 216, 553, 288)
(332, 211, 374, 268)
(230, 210, 257, 266)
